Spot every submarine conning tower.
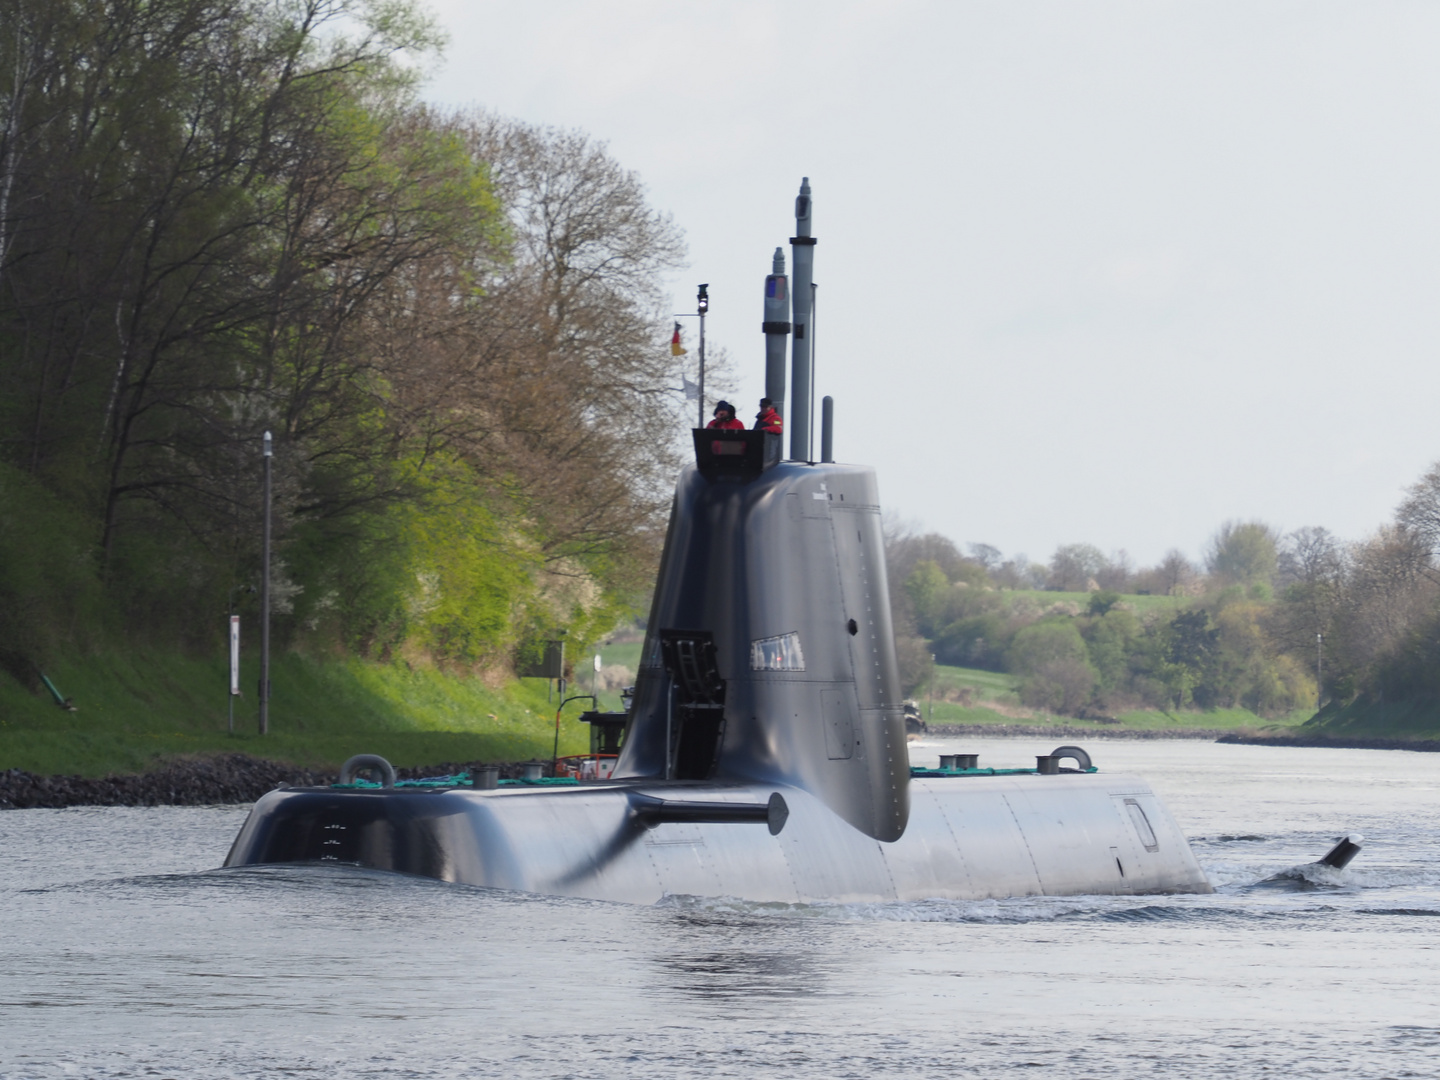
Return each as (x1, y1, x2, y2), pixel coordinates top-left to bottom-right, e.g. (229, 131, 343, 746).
(613, 447, 911, 841)
(612, 179, 909, 842)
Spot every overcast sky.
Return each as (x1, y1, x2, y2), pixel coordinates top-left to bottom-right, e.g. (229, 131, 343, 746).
(421, 0, 1440, 567)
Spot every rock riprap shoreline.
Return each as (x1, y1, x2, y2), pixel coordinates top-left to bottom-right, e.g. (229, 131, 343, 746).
(1216, 732, 1440, 752)
(924, 723, 1233, 740)
(0, 754, 533, 809)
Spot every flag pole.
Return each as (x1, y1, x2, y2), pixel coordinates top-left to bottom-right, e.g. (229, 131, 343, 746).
(696, 284, 709, 427)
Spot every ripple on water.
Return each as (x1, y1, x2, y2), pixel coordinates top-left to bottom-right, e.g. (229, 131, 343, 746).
(3, 739, 1440, 1079)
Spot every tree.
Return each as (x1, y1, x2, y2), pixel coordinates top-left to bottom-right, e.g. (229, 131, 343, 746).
(1396, 460, 1440, 565)
(1007, 620, 1095, 714)
(1327, 526, 1434, 694)
(904, 560, 950, 638)
(1148, 609, 1218, 709)
(1048, 543, 1105, 591)
(1139, 549, 1199, 596)
(1205, 520, 1279, 590)
(894, 634, 934, 697)
(1081, 607, 1141, 695)
(0, 1, 693, 674)
(1094, 549, 1133, 592)
(431, 113, 690, 558)
(1268, 526, 1346, 663)
(968, 542, 1002, 571)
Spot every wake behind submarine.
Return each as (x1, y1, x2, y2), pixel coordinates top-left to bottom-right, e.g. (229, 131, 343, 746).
(224, 179, 1214, 903)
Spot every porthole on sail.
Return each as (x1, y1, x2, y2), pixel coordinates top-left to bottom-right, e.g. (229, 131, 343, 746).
(751, 631, 805, 671)
(1125, 798, 1160, 852)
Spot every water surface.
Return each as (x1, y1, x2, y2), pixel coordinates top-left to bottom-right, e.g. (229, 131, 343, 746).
(2, 739, 1437, 1078)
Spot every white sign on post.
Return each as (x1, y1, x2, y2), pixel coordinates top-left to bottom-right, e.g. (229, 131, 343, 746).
(593, 653, 603, 673)
(229, 615, 241, 696)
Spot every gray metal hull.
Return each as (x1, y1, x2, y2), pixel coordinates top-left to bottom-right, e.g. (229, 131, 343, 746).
(224, 773, 1212, 903)
(621, 460, 912, 842)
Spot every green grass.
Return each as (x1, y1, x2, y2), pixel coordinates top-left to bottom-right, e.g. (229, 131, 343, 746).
(1108, 706, 1310, 730)
(0, 648, 594, 777)
(1304, 699, 1440, 741)
(916, 663, 1310, 731)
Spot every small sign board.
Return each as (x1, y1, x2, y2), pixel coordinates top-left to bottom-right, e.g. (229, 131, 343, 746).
(519, 640, 565, 679)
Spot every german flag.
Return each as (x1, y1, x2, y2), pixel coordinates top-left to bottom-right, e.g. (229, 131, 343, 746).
(670, 321, 687, 356)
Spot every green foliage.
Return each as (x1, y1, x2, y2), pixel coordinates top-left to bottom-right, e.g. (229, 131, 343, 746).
(1206, 520, 1280, 588)
(1007, 620, 1088, 675)
(922, 664, 1310, 730)
(0, 0, 681, 695)
(919, 582, 1310, 718)
(932, 611, 1011, 670)
(1087, 589, 1122, 616)
(1081, 608, 1142, 691)
(0, 464, 105, 684)
(1364, 606, 1440, 703)
(904, 560, 950, 637)
(1304, 697, 1440, 741)
(1007, 619, 1097, 714)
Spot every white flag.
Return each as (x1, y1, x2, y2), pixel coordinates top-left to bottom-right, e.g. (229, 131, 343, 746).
(679, 375, 700, 402)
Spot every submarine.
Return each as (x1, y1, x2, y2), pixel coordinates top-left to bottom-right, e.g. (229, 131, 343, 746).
(224, 179, 1213, 904)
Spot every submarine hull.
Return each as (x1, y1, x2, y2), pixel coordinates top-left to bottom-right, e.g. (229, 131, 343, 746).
(225, 773, 1212, 903)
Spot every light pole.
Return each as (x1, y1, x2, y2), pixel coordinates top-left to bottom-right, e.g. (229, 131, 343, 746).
(259, 430, 272, 736)
(696, 283, 709, 427)
(1316, 632, 1323, 713)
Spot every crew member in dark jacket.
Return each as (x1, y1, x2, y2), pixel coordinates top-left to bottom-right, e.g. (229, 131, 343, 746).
(707, 401, 745, 430)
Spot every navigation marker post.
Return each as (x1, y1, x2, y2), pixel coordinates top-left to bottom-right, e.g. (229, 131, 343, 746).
(228, 615, 240, 734)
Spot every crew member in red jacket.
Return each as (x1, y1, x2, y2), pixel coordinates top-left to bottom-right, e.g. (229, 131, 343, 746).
(754, 398, 783, 436)
(707, 401, 745, 430)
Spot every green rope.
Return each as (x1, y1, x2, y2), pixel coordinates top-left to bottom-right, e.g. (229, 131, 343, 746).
(909, 766, 1099, 777)
(330, 774, 581, 790)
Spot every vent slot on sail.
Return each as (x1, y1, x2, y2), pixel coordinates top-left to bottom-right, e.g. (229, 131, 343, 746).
(659, 630, 727, 780)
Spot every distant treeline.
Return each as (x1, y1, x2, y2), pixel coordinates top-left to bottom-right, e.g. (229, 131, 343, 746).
(886, 460, 1440, 718)
(0, 0, 693, 687)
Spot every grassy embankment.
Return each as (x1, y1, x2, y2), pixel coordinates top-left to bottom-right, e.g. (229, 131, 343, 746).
(0, 634, 1321, 778)
(601, 639, 1309, 733)
(913, 589, 1311, 731)
(918, 662, 1313, 732)
(601, 638, 1311, 734)
(0, 649, 605, 778)
(1302, 699, 1440, 741)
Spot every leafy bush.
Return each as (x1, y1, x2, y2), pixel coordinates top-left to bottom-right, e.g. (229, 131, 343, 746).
(932, 612, 1012, 670)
